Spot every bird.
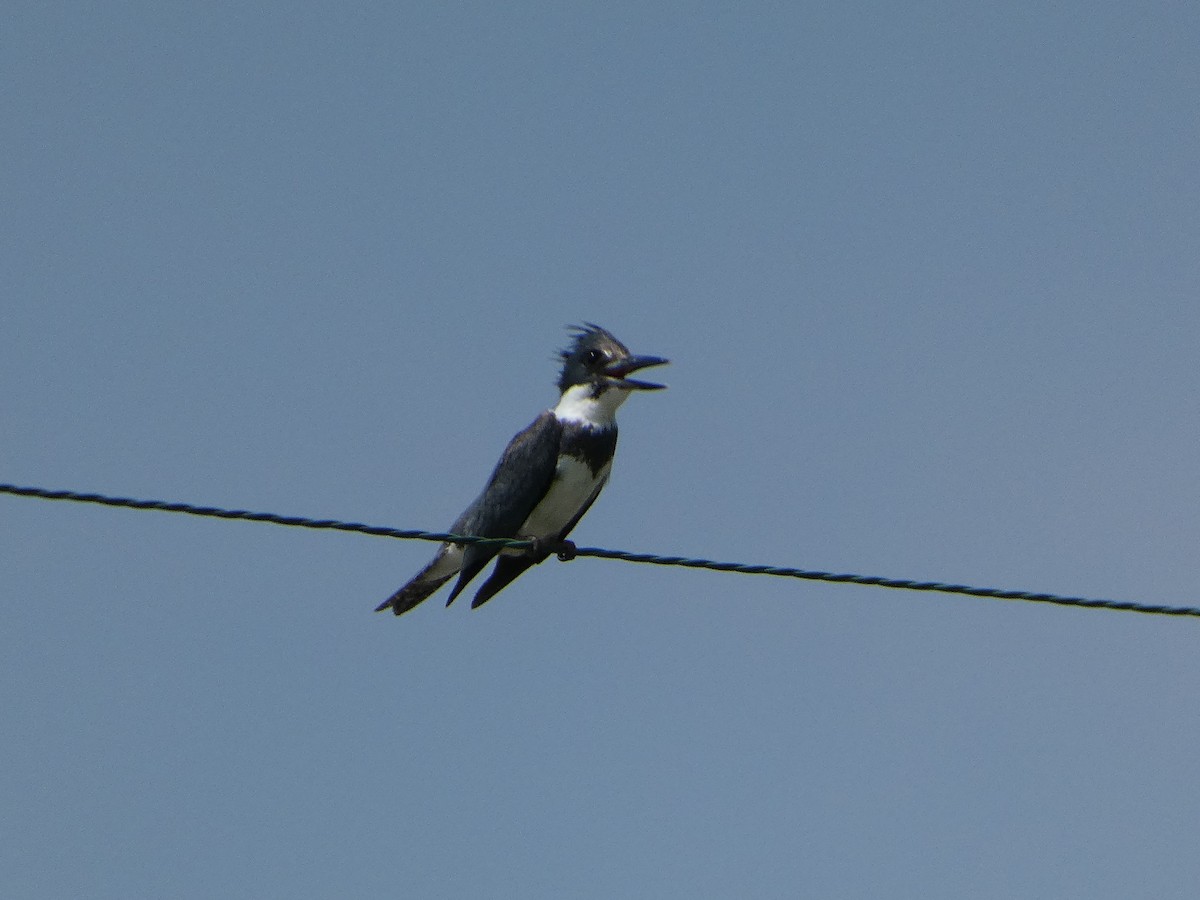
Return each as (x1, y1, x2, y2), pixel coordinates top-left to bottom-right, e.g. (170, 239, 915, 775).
(376, 323, 668, 616)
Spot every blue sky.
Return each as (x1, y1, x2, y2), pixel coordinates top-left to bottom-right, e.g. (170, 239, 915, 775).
(4, 2, 1199, 897)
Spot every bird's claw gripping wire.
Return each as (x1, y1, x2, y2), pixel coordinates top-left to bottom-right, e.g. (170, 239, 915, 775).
(522, 536, 578, 562)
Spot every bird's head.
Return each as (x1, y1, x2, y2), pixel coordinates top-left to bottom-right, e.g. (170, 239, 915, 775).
(557, 323, 669, 393)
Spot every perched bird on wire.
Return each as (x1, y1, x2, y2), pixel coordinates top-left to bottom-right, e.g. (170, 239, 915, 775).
(376, 323, 669, 616)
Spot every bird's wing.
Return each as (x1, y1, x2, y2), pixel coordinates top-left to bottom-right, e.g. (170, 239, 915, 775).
(469, 471, 609, 609)
(468, 554, 537, 609)
(445, 411, 562, 605)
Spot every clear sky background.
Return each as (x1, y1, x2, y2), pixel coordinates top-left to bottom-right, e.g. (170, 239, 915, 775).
(3, 2, 1199, 897)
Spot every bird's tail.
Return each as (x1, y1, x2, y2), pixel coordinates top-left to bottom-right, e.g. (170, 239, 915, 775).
(375, 571, 454, 616)
(375, 550, 459, 616)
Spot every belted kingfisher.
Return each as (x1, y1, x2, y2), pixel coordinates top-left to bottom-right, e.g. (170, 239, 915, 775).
(376, 323, 669, 616)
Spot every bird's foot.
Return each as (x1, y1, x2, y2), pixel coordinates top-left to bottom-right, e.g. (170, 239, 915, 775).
(522, 536, 577, 562)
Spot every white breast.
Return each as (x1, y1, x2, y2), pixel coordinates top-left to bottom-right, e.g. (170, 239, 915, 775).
(519, 455, 609, 540)
(553, 383, 630, 427)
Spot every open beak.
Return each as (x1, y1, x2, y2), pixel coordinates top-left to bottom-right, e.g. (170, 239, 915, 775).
(604, 354, 670, 390)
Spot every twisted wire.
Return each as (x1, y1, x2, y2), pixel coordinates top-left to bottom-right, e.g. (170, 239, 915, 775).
(2, 482, 1197, 618)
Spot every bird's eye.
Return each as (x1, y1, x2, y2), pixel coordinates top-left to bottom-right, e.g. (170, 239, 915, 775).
(584, 348, 603, 365)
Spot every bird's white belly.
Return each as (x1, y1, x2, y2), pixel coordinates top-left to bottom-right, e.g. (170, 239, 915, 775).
(519, 456, 608, 539)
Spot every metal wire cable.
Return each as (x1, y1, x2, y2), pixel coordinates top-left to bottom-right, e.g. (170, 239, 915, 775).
(3, 481, 1197, 618)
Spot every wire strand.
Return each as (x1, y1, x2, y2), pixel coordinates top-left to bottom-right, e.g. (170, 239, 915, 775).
(2, 482, 1196, 619)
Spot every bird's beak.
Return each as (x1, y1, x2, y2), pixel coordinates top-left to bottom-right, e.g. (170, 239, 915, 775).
(604, 354, 669, 390)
